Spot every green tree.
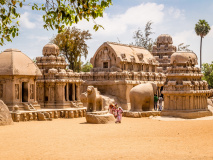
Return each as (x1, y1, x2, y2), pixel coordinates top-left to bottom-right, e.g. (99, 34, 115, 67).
(195, 19, 211, 68)
(202, 62, 213, 88)
(0, 0, 112, 45)
(81, 61, 93, 72)
(51, 27, 92, 72)
(132, 21, 154, 52)
(177, 43, 191, 52)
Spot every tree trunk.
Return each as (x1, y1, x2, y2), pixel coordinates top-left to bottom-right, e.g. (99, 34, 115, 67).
(200, 36, 202, 69)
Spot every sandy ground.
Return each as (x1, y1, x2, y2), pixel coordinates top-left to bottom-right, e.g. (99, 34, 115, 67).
(1, 117, 213, 160)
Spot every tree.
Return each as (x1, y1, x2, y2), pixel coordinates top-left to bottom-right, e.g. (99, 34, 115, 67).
(0, 0, 112, 45)
(132, 21, 154, 52)
(202, 62, 213, 88)
(81, 61, 93, 72)
(195, 19, 211, 68)
(177, 43, 191, 52)
(51, 27, 91, 72)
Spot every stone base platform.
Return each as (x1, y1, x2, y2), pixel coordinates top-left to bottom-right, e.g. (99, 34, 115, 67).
(10, 107, 87, 122)
(123, 111, 161, 118)
(86, 111, 115, 124)
(161, 110, 212, 119)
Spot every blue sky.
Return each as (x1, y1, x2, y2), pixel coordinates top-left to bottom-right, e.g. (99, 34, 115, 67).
(1, 0, 213, 66)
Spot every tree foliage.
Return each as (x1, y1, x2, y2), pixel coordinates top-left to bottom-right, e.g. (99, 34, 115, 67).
(177, 43, 191, 52)
(132, 21, 154, 52)
(0, 0, 112, 45)
(51, 27, 92, 72)
(81, 61, 93, 72)
(195, 19, 211, 68)
(202, 62, 213, 88)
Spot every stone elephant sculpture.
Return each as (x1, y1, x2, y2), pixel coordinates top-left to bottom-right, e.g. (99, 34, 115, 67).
(86, 86, 103, 112)
(129, 82, 157, 111)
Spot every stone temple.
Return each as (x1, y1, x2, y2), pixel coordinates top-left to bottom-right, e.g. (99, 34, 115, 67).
(0, 34, 212, 122)
(161, 51, 212, 118)
(81, 42, 166, 110)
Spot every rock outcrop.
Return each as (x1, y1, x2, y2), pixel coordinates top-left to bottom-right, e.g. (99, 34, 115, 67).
(0, 100, 13, 126)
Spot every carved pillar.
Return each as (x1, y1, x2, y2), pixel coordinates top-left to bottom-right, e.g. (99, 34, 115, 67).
(66, 83, 69, 101)
(76, 84, 80, 101)
(34, 81, 37, 102)
(72, 83, 75, 101)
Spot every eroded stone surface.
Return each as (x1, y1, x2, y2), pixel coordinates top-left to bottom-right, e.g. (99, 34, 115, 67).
(0, 100, 13, 126)
(86, 113, 115, 124)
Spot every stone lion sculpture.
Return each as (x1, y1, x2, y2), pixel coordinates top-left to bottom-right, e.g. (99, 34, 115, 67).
(86, 86, 103, 112)
(130, 82, 157, 111)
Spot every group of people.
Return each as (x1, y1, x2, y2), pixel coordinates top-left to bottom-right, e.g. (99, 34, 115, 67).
(154, 94, 163, 111)
(108, 103, 123, 123)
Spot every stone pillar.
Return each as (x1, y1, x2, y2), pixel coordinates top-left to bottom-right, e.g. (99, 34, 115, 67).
(66, 83, 69, 101)
(76, 84, 80, 101)
(72, 83, 75, 101)
(34, 81, 37, 102)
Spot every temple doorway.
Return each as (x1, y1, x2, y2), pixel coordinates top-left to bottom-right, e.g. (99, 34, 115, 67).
(68, 83, 73, 101)
(22, 82, 28, 102)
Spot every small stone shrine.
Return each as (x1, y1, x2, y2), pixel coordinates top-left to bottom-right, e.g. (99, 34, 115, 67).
(0, 49, 42, 110)
(161, 51, 212, 118)
(36, 43, 83, 108)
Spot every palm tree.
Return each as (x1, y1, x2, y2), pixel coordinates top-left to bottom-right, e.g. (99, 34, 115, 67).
(195, 19, 211, 68)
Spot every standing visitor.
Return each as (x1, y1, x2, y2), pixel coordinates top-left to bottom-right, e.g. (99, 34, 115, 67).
(115, 107, 123, 123)
(108, 104, 114, 114)
(158, 96, 163, 111)
(154, 94, 158, 111)
(112, 103, 118, 117)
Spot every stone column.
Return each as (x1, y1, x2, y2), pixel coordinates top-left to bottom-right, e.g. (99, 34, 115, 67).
(66, 83, 69, 101)
(76, 84, 80, 101)
(34, 81, 37, 102)
(72, 83, 75, 101)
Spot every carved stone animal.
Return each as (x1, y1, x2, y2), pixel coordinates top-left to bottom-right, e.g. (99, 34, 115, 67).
(86, 86, 103, 112)
(130, 82, 157, 111)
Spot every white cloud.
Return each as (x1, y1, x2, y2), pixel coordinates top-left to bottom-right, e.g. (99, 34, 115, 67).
(20, 12, 36, 29)
(168, 7, 185, 19)
(74, 3, 165, 36)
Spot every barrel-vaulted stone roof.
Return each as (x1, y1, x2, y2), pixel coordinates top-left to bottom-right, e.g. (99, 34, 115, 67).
(91, 42, 158, 65)
(0, 49, 42, 76)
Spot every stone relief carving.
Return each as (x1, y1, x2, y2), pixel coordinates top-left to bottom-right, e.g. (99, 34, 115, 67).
(15, 84, 19, 99)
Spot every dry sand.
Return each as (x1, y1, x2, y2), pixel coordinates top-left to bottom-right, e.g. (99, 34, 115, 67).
(1, 117, 213, 160)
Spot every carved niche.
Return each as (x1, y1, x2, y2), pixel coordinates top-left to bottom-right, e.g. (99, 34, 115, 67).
(15, 84, 19, 99)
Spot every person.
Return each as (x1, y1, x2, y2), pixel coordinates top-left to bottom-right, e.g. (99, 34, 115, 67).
(108, 104, 114, 114)
(115, 107, 123, 123)
(158, 96, 163, 111)
(112, 103, 118, 117)
(154, 94, 158, 111)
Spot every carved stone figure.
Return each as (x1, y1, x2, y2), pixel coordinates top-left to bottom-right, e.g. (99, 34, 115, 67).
(130, 83, 157, 111)
(69, 111, 74, 118)
(14, 113, 20, 122)
(38, 112, 46, 121)
(86, 86, 103, 112)
(29, 113, 33, 121)
(74, 110, 79, 118)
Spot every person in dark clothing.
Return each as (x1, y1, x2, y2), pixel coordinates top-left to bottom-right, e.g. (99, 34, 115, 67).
(154, 94, 158, 111)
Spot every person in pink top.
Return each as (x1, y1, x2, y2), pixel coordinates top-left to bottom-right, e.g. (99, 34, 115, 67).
(112, 103, 118, 118)
(115, 107, 123, 123)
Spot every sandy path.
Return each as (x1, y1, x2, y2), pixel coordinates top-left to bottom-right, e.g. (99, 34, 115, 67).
(0, 117, 213, 160)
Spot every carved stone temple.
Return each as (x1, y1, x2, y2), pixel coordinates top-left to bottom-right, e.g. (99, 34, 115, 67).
(161, 51, 212, 118)
(152, 34, 176, 73)
(0, 49, 42, 111)
(81, 42, 166, 110)
(36, 43, 83, 108)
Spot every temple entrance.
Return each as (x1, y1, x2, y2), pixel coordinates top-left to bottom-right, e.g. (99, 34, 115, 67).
(69, 83, 73, 101)
(22, 82, 28, 102)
